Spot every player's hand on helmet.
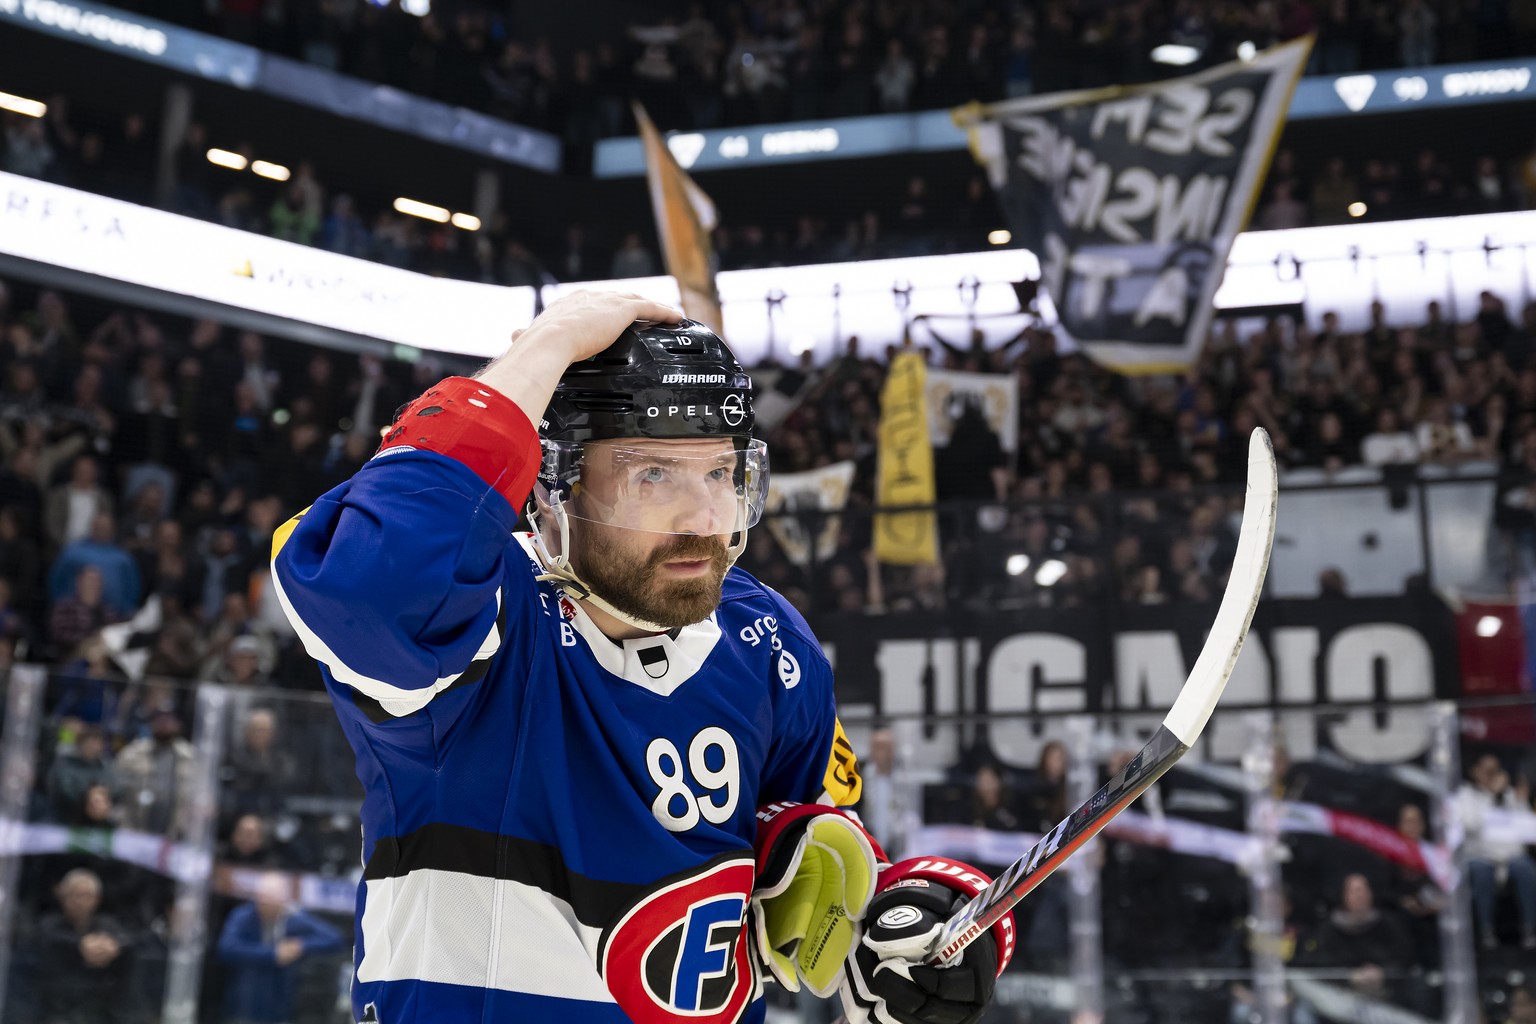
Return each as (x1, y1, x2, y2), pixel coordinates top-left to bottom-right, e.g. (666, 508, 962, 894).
(838, 860, 1012, 1024)
(479, 290, 681, 423)
(514, 290, 682, 363)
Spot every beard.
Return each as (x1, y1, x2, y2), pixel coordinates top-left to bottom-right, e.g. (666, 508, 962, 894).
(572, 528, 730, 629)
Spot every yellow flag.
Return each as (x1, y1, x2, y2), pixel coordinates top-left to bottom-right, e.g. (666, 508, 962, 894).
(875, 351, 937, 564)
(633, 103, 723, 336)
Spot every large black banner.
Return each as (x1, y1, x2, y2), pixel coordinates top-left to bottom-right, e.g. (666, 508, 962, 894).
(963, 39, 1311, 373)
(821, 592, 1457, 771)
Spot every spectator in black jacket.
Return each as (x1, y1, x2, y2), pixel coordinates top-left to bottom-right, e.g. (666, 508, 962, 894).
(30, 868, 136, 1024)
(1303, 873, 1419, 1007)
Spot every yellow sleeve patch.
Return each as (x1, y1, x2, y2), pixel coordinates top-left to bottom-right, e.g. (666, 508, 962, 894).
(270, 507, 309, 562)
(822, 718, 862, 806)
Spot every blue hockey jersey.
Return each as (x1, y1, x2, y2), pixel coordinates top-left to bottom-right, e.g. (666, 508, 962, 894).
(270, 379, 860, 1024)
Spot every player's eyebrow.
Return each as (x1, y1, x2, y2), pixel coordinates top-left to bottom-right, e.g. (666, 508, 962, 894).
(625, 450, 735, 467)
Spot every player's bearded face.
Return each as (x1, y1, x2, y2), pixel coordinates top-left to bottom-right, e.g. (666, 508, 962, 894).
(556, 438, 740, 628)
(571, 525, 730, 628)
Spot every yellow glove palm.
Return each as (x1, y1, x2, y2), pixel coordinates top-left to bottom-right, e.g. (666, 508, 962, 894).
(753, 813, 877, 995)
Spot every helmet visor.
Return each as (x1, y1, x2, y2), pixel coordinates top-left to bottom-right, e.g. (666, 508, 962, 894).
(536, 437, 769, 536)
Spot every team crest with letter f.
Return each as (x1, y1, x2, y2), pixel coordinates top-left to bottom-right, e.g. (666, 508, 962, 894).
(599, 855, 756, 1023)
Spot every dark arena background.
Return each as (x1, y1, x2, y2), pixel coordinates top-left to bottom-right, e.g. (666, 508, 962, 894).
(2, 1, 1536, 1022)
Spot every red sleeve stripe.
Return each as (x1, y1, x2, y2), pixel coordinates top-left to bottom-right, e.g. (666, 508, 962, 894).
(378, 376, 541, 508)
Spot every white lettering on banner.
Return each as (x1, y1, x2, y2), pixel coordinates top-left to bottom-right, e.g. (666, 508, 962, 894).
(1393, 76, 1429, 101)
(875, 639, 971, 769)
(1135, 266, 1191, 327)
(718, 135, 750, 160)
(1015, 119, 1230, 245)
(761, 127, 839, 156)
(873, 623, 1434, 774)
(1082, 87, 1254, 158)
(1195, 89, 1255, 157)
(1114, 631, 1190, 746)
(1442, 67, 1531, 97)
(1064, 252, 1131, 318)
(987, 635, 1087, 767)
(1097, 167, 1156, 242)
(1089, 98, 1154, 146)
(1324, 624, 1434, 761)
(1144, 85, 1253, 157)
(15, 0, 168, 54)
(1204, 633, 1272, 763)
(1272, 628, 1322, 759)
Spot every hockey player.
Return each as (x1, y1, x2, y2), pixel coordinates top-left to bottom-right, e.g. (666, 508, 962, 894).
(271, 291, 1013, 1024)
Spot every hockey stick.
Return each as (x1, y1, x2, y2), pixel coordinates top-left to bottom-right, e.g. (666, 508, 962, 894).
(926, 427, 1278, 966)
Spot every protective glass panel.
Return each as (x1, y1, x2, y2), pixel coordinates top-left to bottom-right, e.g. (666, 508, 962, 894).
(1262, 705, 1459, 1024)
(0, 670, 207, 1023)
(203, 687, 359, 1024)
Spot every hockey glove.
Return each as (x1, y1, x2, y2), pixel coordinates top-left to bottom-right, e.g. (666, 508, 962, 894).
(750, 802, 883, 995)
(839, 858, 1015, 1024)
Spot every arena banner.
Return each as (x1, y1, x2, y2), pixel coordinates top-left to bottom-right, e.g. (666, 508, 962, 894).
(0, 171, 536, 358)
(911, 802, 1455, 888)
(822, 592, 1459, 768)
(925, 368, 1018, 453)
(764, 461, 857, 567)
(1275, 801, 1453, 888)
(960, 37, 1312, 373)
(0, 818, 356, 914)
(635, 103, 724, 336)
(874, 351, 938, 564)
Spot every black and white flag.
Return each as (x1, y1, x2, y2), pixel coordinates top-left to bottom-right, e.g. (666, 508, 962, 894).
(963, 39, 1311, 372)
(765, 461, 857, 566)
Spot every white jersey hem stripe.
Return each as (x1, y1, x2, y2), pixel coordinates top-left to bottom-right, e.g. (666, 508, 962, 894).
(358, 868, 615, 1003)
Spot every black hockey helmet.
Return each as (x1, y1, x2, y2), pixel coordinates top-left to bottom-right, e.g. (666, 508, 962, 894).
(541, 319, 755, 442)
(528, 319, 767, 628)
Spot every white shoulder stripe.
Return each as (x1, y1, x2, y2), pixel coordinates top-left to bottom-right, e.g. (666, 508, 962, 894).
(270, 563, 502, 717)
(358, 868, 613, 1003)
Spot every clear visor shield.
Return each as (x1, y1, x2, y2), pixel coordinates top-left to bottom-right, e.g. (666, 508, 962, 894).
(536, 437, 769, 537)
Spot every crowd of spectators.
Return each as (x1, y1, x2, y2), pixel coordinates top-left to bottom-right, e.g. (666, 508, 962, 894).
(857, 721, 1536, 1024)
(1256, 147, 1536, 229)
(0, 97, 1015, 283)
(111, 0, 1536, 140)
(0, 8, 1534, 1023)
(7, 97, 1536, 320)
(9, 96, 1536, 305)
(741, 287, 1536, 616)
(0, 274, 441, 1021)
(0, 269, 1531, 1018)
(8, 0, 1536, 292)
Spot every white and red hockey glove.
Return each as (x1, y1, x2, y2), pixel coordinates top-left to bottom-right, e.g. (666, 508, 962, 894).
(838, 858, 1016, 1024)
(750, 802, 884, 995)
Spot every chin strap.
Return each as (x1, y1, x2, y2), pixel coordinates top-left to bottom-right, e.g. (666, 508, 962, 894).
(526, 491, 751, 635)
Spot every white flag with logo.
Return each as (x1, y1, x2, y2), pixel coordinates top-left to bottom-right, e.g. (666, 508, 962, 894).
(924, 368, 1018, 454)
(764, 461, 857, 566)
